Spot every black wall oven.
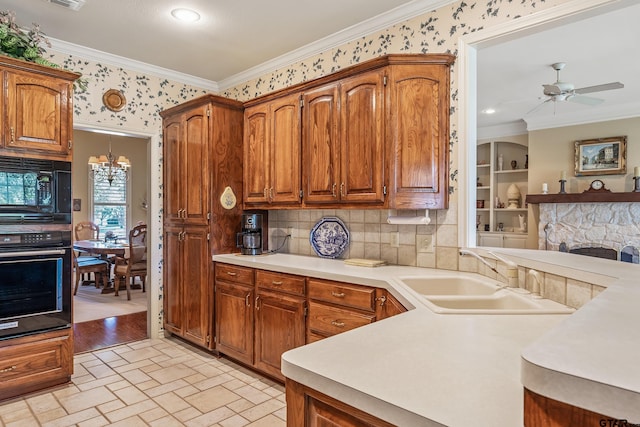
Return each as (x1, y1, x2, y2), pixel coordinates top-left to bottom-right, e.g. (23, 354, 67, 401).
(0, 231, 72, 340)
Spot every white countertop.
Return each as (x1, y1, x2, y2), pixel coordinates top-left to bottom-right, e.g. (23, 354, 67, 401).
(213, 252, 640, 426)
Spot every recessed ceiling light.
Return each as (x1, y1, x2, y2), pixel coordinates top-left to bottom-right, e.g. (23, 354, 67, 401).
(171, 8, 201, 23)
(482, 108, 496, 114)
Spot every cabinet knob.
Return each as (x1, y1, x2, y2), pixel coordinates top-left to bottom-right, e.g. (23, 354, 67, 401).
(340, 182, 345, 197)
(271, 280, 283, 286)
(68, 140, 73, 150)
(226, 271, 237, 276)
(255, 296, 260, 310)
(0, 365, 16, 373)
(332, 183, 337, 198)
(245, 294, 251, 307)
(9, 127, 15, 144)
(331, 291, 345, 298)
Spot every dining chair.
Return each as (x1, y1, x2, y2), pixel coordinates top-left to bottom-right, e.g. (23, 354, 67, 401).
(73, 250, 109, 296)
(75, 221, 100, 241)
(113, 224, 147, 300)
(74, 221, 102, 283)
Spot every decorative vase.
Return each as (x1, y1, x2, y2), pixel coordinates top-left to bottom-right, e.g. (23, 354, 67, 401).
(525, 154, 529, 169)
(507, 183, 521, 209)
(498, 154, 504, 171)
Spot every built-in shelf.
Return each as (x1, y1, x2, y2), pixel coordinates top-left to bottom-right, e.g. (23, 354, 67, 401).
(527, 192, 640, 204)
(495, 169, 528, 174)
(477, 163, 490, 168)
(477, 186, 490, 190)
(495, 208, 528, 212)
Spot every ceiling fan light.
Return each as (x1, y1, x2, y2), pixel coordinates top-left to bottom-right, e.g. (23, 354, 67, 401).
(171, 8, 201, 23)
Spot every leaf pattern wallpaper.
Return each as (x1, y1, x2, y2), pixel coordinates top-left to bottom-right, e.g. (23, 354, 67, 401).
(44, 0, 571, 332)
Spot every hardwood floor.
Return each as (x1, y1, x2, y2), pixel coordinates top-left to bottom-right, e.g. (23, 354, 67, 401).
(73, 311, 147, 354)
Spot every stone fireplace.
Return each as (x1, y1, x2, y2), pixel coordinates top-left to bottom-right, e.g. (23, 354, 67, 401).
(537, 201, 640, 257)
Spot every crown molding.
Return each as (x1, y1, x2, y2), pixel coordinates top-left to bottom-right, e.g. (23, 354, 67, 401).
(48, 0, 457, 94)
(477, 121, 528, 140)
(217, 0, 458, 91)
(49, 38, 220, 92)
(524, 102, 640, 131)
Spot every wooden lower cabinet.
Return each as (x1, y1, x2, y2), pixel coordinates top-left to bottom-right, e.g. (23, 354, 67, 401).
(214, 268, 255, 366)
(286, 379, 395, 427)
(254, 289, 305, 380)
(0, 328, 73, 401)
(163, 225, 212, 349)
(306, 278, 406, 342)
(214, 264, 306, 382)
(214, 263, 407, 382)
(524, 388, 610, 427)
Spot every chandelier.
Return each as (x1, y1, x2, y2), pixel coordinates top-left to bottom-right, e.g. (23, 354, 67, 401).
(88, 140, 131, 186)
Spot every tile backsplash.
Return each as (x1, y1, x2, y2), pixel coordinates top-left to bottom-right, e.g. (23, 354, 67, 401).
(267, 208, 459, 270)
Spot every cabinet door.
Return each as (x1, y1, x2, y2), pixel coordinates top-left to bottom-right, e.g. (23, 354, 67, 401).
(339, 70, 385, 204)
(302, 83, 340, 203)
(163, 117, 183, 223)
(183, 106, 210, 225)
(163, 226, 183, 335)
(387, 63, 451, 209)
(254, 290, 305, 380)
(182, 227, 212, 349)
(243, 103, 270, 205)
(4, 70, 72, 156)
(215, 281, 254, 365)
(269, 93, 301, 205)
(162, 106, 210, 225)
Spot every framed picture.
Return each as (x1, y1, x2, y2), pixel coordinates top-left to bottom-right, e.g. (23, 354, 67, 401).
(574, 136, 627, 176)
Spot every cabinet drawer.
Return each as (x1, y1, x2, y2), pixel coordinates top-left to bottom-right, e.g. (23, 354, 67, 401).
(256, 270, 305, 296)
(308, 279, 375, 312)
(215, 263, 254, 284)
(0, 329, 72, 400)
(307, 301, 374, 336)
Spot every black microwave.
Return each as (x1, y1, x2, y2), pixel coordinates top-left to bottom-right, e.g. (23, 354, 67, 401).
(0, 156, 71, 224)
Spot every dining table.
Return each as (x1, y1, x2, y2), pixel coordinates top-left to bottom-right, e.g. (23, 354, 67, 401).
(74, 239, 128, 294)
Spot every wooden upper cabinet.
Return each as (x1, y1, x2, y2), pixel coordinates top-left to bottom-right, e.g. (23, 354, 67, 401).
(302, 84, 340, 203)
(387, 56, 455, 209)
(244, 54, 455, 210)
(162, 104, 210, 225)
(339, 70, 385, 204)
(302, 70, 385, 206)
(1, 62, 78, 160)
(244, 93, 301, 208)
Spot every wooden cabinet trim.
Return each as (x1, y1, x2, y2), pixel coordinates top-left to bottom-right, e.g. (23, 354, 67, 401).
(244, 54, 455, 108)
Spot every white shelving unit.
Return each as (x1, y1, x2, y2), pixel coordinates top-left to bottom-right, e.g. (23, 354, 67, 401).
(476, 140, 528, 248)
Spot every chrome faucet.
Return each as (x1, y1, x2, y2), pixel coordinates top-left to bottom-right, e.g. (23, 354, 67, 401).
(460, 249, 517, 286)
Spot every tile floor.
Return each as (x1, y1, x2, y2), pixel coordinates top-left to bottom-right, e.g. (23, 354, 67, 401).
(0, 337, 286, 427)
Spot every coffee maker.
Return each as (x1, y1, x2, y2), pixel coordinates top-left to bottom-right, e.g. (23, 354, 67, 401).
(237, 213, 263, 255)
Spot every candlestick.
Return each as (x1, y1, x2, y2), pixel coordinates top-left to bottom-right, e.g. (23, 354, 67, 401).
(542, 183, 548, 194)
(558, 179, 566, 194)
(635, 166, 640, 177)
(634, 176, 640, 192)
(561, 170, 567, 180)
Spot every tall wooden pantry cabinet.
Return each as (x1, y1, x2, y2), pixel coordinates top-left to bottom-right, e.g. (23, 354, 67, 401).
(160, 95, 244, 350)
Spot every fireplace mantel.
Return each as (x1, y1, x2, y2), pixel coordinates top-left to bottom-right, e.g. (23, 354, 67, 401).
(526, 192, 640, 204)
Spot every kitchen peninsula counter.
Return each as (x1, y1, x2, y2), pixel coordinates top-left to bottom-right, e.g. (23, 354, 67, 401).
(212, 252, 639, 426)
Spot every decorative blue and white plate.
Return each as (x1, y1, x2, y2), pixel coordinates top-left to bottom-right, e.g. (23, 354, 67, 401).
(310, 217, 350, 259)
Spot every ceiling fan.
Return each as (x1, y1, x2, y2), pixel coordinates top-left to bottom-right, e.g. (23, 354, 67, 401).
(527, 62, 624, 114)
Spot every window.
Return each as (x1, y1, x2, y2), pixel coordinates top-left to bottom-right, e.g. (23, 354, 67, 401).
(89, 171, 130, 239)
